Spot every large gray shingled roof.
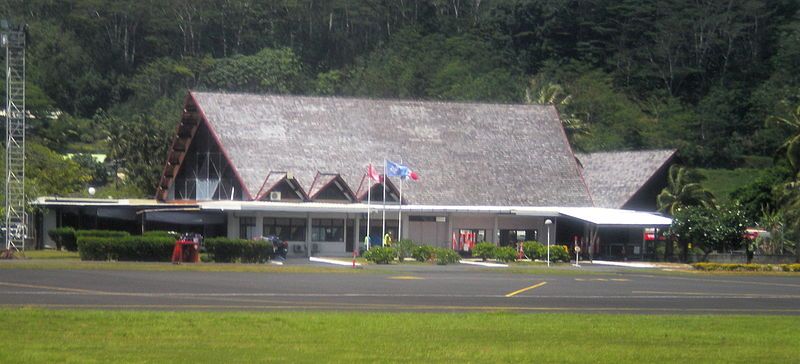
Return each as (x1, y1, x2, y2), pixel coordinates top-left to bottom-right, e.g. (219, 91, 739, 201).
(190, 91, 593, 206)
(577, 150, 676, 208)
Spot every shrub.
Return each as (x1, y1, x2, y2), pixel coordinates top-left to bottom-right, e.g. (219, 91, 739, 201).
(205, 237, 273, 263)
(77, 236, 174, 261)
(522, 241, 544, 259)
(143, 230, 179, 239)
(76, 230, 131, 238)
(48, 227, 77, 251)
(396, 239, 415, 262)
(782, 264, 800, 272)
(494, 246, 517, 262)
(433, 248, 461, 265)
(472, 242, 496, 261)
(412, 245, 435, 262)
(547, 245, 570, 263)
(692, 263, 777, 272)
(363, 247, 397, 264)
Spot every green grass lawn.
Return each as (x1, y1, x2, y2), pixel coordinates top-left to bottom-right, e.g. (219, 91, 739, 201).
(18, 250, 80, 260)
(696, 168, 762, 202)
(0, 309, 796, 363)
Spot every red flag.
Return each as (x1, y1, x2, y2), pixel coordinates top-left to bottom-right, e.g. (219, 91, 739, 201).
(409, 171, 419, 181)
(367, 164, 382, 182)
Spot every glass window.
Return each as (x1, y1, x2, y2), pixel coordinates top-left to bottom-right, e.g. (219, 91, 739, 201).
(263, 217, 306, 241)
(459, 229, 486, 243)
(312, 218, 344, 242)
(239, 217, 256, 239)
(499, 229, 538, 246)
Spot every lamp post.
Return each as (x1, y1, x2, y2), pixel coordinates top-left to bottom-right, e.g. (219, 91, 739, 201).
(545, 219, 553, 267)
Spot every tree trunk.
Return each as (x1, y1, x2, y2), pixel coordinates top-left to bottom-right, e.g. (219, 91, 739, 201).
(665, 239, 674, 261)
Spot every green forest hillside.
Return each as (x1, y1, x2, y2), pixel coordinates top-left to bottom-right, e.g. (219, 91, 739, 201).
(2, 1, 799, 213)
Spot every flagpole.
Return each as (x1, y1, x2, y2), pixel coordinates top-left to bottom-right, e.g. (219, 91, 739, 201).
(398, 158, 403, 241)
(366, 169, 371, 251)
(398, 175, 403, 241)
(382, 159, 386, 247)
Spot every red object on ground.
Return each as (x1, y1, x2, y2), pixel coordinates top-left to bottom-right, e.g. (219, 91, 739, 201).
(171, 239, 200, 263)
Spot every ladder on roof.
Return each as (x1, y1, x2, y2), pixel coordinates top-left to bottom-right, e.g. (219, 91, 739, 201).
(4, 27, 26, 252)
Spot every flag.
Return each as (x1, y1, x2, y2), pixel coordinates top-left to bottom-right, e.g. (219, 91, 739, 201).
(385, 160, 410, 178)
(367, 164, 381, 182)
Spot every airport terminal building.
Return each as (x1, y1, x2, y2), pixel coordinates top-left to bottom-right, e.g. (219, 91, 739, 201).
(36, 91, 675, 260)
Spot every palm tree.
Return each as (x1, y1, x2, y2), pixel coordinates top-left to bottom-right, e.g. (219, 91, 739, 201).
(657, 165, 716, 216)
(769, 102, 800, 173)
(770, 101, 800, 262)
(525, 79, 590, 144)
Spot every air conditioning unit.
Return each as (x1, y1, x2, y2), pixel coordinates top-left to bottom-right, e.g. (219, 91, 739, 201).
(269, 191, 282, 201)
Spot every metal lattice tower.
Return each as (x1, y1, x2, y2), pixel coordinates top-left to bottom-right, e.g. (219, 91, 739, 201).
(3, 26, 25, 251)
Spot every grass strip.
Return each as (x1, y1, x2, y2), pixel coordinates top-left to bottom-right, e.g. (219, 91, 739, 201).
(0, 309, 797, 363)
(0, 259, 364, 274)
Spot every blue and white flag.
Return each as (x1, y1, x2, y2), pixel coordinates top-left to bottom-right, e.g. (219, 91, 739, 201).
(386, 160, 411, 178)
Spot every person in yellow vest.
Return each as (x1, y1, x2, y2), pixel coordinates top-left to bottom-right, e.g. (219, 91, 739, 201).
(383, 231, 393, 247)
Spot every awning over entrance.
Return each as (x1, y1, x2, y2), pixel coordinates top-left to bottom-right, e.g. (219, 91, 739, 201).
(554, 207, 671, 227)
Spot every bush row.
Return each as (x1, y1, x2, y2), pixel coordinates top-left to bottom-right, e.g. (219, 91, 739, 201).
(364, 244, 462, 265)
(77, 236, 173, 261)
(472, 243, 517, 263)
(204, 237, 273, 263)
(522, 241, 570, 263)
(48, 227, 78, 251)
(692, 263, 800, 272)
(48, 228, 135, 252)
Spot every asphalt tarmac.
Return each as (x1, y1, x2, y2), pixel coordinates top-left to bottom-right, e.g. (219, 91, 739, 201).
(1, 262, 799, 314)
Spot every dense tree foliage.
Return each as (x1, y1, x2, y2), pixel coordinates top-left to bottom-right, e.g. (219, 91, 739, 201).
(0, 0, 798, 201)
(669, 204, 750, 262)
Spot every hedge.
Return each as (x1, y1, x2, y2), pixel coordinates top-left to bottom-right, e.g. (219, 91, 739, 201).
(433, 248, 460, 265)
(76, 230, 131, 238)
(410, 245, 434, 262)
(77, 236, 174, 261)
(472, 242, 496, 261)
(692, 263, 800, 272)
(48, 228, 132, 252)
(364, 247, 397, 264)
(205, 237, 273, 263)
(47, 227, 77, 251)
(494, 246, 517, 262)
(143, 230, 179, 239)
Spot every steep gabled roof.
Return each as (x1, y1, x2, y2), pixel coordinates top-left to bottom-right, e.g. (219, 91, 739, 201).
(188, 91, 592, 206)
(255, 171, 308, 201)
(308, 173, 356, 202)
(354, 174, 401, 203)
(577, 150, 677, 209)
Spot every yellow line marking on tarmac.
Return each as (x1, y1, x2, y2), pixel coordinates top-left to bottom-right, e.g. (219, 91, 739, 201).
(505, 282, 547, 297)
(388, 276, 424, 280)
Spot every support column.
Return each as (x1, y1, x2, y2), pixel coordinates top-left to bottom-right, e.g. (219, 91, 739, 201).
(227, 211, 238, 239)
(401, 214, 409, 241)
(446, 213, 453, 249)
(354, 215, 361, 253)
(493, 215, 499, 245)
(305, 213, 312, 258)
(254, 212, 264, 238)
